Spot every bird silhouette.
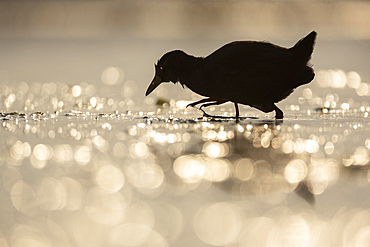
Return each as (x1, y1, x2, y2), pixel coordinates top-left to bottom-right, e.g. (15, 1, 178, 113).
(146, 31, 317, 119)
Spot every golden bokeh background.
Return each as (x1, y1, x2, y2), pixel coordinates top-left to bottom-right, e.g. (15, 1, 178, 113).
(1, 1, 370, 247)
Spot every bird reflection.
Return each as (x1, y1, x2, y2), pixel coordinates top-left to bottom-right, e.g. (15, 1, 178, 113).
(166, 119, 316, 205)
(295, 182, 316, 205)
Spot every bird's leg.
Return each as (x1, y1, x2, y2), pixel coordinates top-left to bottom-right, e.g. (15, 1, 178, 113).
(193, 99, 247, 119)
(186, 97, 219, 108)
(253, 104, 283, 119)
(234, 103, 239, 118)
(199, 99, 228, 109)
(198, 99, 228, 117)
(273, 104, 283, 119)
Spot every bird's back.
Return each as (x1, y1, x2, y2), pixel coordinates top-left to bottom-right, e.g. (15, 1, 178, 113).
(199, 38, 314, 107)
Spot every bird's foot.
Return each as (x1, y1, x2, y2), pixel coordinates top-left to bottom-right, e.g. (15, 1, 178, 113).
(186, 102, 197, 108)
(199, 108, 213, 118)
(186, 97, 218, 108)
(253, 104, 283, 120)
(273, 104, 284, 119)
(198, 108, 253, 119)
(186, 97, 229, 109)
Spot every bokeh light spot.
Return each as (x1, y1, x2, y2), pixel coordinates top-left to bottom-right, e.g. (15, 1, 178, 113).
(194, 203, 242, 246)
(234, 158, 254, 181)
(74, 146, 91, 165)
(95, 165, 125, 192)
(37, 177, 66, 211)
(354, 147, 369, 165)
(204, 159, 231, 182)
(72, 85, 82, 97)
(285, 159, 307, 183)
(203, 142, 228, 158)
(173, 155, 205, 183)
(11, 181, 37, 215)
(127, 163, 164, 189)
(102, 66, 124, 86)
(33, 144, 51, 161)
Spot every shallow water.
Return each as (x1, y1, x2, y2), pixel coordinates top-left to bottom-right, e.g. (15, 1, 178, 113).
(1, 40, 370, 246)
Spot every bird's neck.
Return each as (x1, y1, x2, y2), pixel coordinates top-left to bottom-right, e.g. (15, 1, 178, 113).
(176, 55, 204, 91)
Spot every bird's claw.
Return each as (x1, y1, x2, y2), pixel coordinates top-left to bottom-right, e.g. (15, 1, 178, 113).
(186, 103, 196, 108)
(199, 108, 212, 118)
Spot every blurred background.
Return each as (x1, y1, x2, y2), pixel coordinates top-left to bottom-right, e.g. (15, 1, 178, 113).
(1, 0, 370, 40)
(2, 1, 370, 247)
(1, 0, 370, 109)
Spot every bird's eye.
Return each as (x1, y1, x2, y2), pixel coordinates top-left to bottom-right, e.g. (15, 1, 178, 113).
(160, 67, 163, 70)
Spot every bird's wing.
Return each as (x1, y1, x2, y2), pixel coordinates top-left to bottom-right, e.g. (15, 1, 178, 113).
(203, 42, 294, 104)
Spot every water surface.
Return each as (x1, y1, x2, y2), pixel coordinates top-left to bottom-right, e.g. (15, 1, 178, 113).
(1, 40, 370, 246)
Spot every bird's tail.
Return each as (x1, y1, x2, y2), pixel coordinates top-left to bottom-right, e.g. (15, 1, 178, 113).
(291, 31, 317, 64)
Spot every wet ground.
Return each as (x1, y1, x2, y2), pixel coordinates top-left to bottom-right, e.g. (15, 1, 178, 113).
(1, 39, 370, 246)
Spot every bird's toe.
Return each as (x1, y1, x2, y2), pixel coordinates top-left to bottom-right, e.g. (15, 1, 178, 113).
(273, 104, 284, 119)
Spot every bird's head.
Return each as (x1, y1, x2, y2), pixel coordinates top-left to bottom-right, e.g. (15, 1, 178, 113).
(145, 50, 186, 96)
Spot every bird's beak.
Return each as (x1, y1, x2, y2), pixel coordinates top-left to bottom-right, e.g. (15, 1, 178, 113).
(146, 75, 162, 96)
